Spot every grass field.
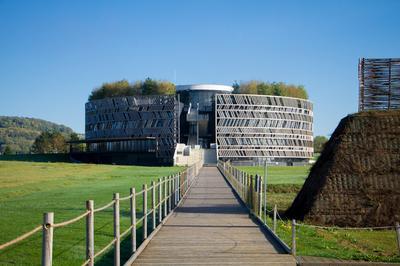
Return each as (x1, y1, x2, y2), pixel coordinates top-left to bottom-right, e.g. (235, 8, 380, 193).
(239, 165, 400, 263)
(271, 218, 400, 263)
(237, 165, 311, 184)
(0, 161, 182, 265)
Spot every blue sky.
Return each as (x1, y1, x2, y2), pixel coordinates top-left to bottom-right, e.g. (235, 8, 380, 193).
(0, 0, 399, 136)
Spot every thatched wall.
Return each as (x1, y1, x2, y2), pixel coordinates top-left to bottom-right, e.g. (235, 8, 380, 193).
(285, 110, 400, 227)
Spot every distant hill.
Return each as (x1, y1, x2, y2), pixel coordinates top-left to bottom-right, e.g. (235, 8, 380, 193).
(0, 116, 74, 154)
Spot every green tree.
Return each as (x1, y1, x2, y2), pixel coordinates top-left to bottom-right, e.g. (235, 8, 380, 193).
(31, 132, 67, 154)
(238, 81, 258, 94)
(68, 132, 85, 152)
(271, 82, 283, 96)
(142, 78, 158, 95)
(3, 146, 13, 155)
(314, 135, 328, 153)
(69, 132, 80, 141)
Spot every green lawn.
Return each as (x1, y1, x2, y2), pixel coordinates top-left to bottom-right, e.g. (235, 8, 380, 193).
(237, 165, 400, 263)
(268, 217, 400, 263)
(237, 165, 311, 184)
(0, 161, 182, 265)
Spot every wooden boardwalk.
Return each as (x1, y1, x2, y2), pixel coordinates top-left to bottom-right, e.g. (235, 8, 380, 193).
(131, 167, 296, 265)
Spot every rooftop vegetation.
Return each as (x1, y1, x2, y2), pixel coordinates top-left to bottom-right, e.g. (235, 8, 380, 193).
(88, 79, 308, 101)
(233, 81, 308, 99)
(88, 78, 176, 101)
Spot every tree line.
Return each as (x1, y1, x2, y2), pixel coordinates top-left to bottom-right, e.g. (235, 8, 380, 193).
(0, 116, 74, 154)
(1, 131, 80, 155)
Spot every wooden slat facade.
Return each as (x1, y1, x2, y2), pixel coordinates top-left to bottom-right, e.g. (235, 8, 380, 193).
(215, 94, 314, 160)
(359, 58, 400, 111)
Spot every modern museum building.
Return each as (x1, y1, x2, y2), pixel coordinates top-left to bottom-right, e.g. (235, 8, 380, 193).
(70, 84, 313, 165)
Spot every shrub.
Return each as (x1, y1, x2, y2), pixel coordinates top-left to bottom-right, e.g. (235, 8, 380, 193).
(88, 78, 176, 100)
(233, 80, 308, 99)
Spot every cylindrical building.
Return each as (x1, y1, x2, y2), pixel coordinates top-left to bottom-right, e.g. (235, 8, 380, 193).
(215, 94, 313, 165)
(73, 83, 313, 166)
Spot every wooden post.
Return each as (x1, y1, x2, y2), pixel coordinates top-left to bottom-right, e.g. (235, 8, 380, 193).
(168, 176, 172, 212)
(242, 172, 245, 198)
(273, 205, 277, 233)
(177, 173, 181, 202)
(158, 179, 162, 223)
(143, 184, 147, 240)
(163, 177, 167, 217)
(86, 200, 94, 266)
(396, 222, 400, 254)
(291, 219, 296, 256)
(176, 174, 179, 204)
(151, 181, 156, 230)
(257, 175, 260, 213)
(244, 173, 248, 205)
(258, 178, 263, 218)
(113, 193, 120, 266)
(249, 175, 254, 213)
(130, 188, 136, 253)
(42, 212, 54, 266)
(185, 171, 190, 193)
(172, 175, 175, 208)
(173, 175, 177, 205)
(185, 170, 189, 193)
(263, 160, 268, 223)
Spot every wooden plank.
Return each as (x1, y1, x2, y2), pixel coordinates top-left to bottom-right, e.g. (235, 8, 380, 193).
(130, 167, 296, 265)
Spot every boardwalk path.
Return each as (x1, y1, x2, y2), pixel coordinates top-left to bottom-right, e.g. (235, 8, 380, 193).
(132, 167, 296, 265)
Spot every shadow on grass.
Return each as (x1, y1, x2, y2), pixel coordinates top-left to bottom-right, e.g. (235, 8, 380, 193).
(0, 153, 71, 162)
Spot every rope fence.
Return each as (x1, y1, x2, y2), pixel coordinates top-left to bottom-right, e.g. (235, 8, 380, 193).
(0, 161, 202, 266)
(217, 160, 400, 257)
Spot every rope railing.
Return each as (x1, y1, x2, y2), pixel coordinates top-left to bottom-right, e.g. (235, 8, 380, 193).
(53, 211, 90, 228)
(217, 160, 400, 257)
(295, 222, 395, 230)
(0, 225, 42, 250)
(119, 194, 133, 201)
(93, 200, 115, 213)
(0, 160, 202, 266)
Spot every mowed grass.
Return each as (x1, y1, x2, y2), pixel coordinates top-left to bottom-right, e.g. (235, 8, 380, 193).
(270, 218, 400, 263)
(0, 161, 183, 265)
(237, 165, 310, 184)
(240, 165, 400, 263)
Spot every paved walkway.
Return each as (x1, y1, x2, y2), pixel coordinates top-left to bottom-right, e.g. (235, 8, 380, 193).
(132, 167, 296, 265)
